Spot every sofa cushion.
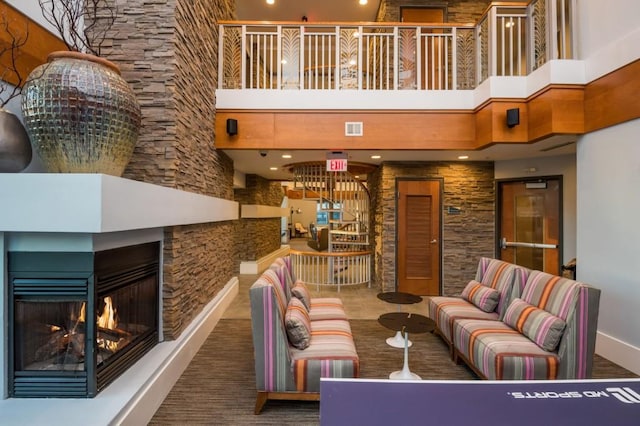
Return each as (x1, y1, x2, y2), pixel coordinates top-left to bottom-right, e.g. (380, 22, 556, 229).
(309, 297, 348, 321)
(429, 296, 499, 345)
(290, 319, 359, 392)
(454, 319, 560, 380)
(503, 298, 566, 351)
(461, 280, 500, 313)
(475, 258, 527, 317)
(291, 280, 311, 310)
(520, 271, 583, 321)
(285, 297, 311, 349)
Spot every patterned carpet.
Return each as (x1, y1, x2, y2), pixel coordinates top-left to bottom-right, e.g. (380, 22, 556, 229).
(149, 319, 636, 425)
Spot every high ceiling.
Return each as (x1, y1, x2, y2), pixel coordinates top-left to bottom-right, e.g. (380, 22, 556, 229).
(226, 1, 577, 182)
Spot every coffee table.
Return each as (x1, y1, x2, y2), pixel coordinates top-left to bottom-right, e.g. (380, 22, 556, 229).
(378, 312, 435, 380)
(377, 291, 423, 348)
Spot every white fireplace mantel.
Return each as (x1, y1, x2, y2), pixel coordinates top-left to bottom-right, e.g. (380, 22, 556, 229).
(0, 173, 238, 233)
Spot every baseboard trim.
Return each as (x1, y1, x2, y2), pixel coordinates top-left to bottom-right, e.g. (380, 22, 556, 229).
(239, 245, 290, 274)
(595, 331, 640, 376)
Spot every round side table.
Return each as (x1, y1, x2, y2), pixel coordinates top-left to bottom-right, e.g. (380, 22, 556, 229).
(377, 291, 423, 348)
(378, 312, 435, 380)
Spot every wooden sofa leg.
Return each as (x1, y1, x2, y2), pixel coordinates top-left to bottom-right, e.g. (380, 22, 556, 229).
(255, 392, 269, 414)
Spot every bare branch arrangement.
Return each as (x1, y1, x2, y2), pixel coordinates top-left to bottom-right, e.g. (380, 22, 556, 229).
(0, 13, 29, 107)
(38, 0, 117, 57)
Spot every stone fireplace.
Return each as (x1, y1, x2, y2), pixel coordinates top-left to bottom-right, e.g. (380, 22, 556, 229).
(8, 242, 160, 397)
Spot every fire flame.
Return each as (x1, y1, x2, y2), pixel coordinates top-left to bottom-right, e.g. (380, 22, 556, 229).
(97, 297, 120, 353)
(98, 296, 118, 330)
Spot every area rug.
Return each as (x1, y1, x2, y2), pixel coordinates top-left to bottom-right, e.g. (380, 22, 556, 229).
(149, 319, 636, 425)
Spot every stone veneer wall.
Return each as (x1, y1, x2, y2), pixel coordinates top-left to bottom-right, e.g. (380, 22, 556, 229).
(376, 0, 492, 23)
(369, 162, 495, 295)
(234, 175, 286, 269)
(104, 0, 237, 339)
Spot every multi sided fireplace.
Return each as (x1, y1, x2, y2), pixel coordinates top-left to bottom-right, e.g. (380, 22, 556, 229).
(8, 242, 160, 397)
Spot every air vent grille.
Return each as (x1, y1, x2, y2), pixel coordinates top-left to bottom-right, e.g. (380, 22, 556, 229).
(345, 122, 363, 136)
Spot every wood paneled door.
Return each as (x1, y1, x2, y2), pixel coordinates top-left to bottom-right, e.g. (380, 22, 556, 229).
(397, 179, 442, 296)
(497, 177, 562, 274)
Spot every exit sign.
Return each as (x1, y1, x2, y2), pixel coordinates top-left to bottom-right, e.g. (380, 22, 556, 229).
(327, 158, 348, 172)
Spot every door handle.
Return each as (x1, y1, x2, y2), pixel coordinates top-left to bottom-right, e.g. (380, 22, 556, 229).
(500, 237, 558, 250)
(430, 239, 437, 244)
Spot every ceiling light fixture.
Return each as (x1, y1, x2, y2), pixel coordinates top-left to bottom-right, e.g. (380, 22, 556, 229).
(458, 155, 469, 160)
(266, 0, 275, 5)
(270, 167, 278, 171)
(282, 154, 292, 159)
(371, 155, 381, 159)
(359, 0, 368, 5)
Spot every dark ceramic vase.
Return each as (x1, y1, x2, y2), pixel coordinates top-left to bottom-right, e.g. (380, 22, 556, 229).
(0, 108, 32, 172)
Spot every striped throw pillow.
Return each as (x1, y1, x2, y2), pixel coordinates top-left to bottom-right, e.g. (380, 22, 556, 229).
(291, 280, 311, 311)
(461, 280, 500, 313)
(285, 297, 311, 349)
(503, 298, 567, 352)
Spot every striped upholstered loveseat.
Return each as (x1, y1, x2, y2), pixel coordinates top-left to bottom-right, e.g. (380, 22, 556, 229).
(429, 257, 528, 355)
(249, 257, 359, 414)
(431, 258, 601, 380)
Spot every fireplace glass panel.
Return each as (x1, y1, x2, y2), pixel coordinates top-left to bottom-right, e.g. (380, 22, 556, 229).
(15, 300, 87, 371)
(97, 275, 157, 368)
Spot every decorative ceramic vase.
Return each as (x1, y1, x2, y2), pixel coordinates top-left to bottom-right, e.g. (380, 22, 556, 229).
(21, 51, 141, 176)
(0, 108, 32, 172)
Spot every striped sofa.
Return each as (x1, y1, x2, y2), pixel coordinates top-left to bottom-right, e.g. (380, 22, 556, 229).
(249, 257, 359, 414)
(429, 257, 529, 355)
(451, 267, 601, 380)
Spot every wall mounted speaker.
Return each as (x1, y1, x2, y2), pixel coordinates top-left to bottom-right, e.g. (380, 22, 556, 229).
(506, 108, 520, 128)
(226, 118, 238, 136)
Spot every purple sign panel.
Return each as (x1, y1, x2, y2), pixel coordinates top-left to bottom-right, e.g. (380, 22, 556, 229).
(320, 378, 640, 426)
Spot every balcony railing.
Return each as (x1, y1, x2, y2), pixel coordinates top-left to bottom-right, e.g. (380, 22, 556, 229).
(219, 0, 573, 91)
(290, 250, 371, 291)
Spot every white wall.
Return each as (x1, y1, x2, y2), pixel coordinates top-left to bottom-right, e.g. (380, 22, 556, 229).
(495, 154, 577, 264)
(577, 119, 640, 374)
(575, 0, 640, 81)
(575, 0, 640, 374)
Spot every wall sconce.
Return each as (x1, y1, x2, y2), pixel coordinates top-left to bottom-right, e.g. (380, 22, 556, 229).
(226, 118, 238, 136)
(506, 108, 520, 128)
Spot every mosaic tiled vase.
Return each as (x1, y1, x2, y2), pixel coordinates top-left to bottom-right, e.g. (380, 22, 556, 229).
(21, 51, 141, 176)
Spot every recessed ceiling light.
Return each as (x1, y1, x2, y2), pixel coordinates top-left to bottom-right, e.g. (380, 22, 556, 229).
(282, 154, 292, 159)
(359, 0, 368, 5)
(270, 167, 278, 170)
(458, 155, 469, 160)
(371, 155, 381, 159)
(266, 0, 275, 5)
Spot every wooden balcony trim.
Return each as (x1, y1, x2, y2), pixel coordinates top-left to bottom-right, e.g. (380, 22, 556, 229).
(0, 3, 67, 87)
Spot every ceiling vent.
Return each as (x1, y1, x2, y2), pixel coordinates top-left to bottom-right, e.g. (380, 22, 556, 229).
(345, 122, 363, 136)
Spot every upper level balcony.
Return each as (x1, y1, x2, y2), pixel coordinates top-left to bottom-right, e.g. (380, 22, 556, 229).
(216, 0, 580, 111)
